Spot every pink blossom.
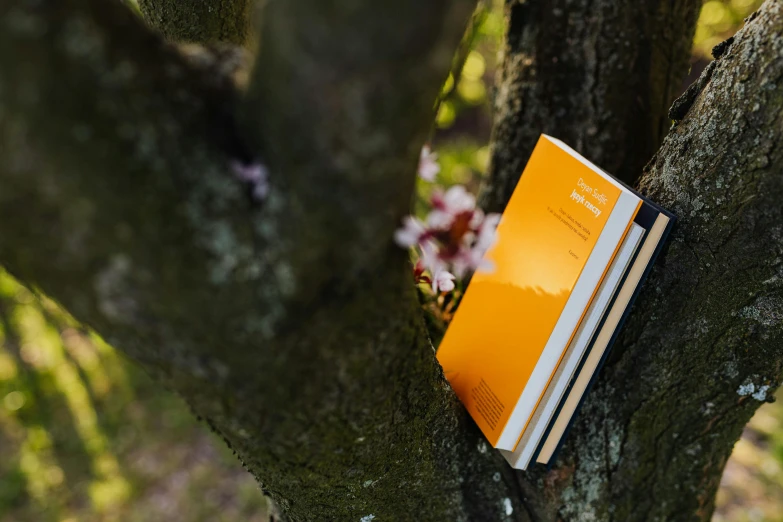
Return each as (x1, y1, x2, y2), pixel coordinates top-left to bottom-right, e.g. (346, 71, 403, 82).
(252, 181, 270, 201)
(431, 185, 476, 215)
(394, 183, 501, 293)
(469, 209, 484, 229)
(420, 239, 446, 276)
(231, 161, 265, 183)
(452, 246, 496, 277)
(394, 216, 426, 248)
(418, 146, 441, 182)
(476, 213, 501, 252)
(426, 209, 453, 230)
(450, 251, 475, 279)
(231, 161, 269, 201)
(427, 186, 478, 231)
(441, 185, 476, 214)
(433, 270, 456, 293)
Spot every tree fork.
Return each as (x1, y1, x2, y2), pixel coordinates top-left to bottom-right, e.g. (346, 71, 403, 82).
(0, 0, 518, 519)
(1, 0, 783, 520)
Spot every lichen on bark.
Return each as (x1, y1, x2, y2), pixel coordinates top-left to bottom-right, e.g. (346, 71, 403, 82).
(514, 3, 783, 520)
(0, 0, 527, 519)
(2, 0, 783, 520)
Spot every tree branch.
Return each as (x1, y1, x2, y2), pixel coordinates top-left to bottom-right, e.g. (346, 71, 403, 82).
(437, 1, 490, 108)
(514, 3, 783, 520)
(481, 0, 702, 212)
(10, 0, 778, 519)
(241, 0, 479, 308)
(0, 0, 270, 343)
(137, 0, 253, 45)
(0, 0, 528, 519)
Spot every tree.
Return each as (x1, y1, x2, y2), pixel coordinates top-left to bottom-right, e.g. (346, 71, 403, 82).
(1, 0, 781, 519)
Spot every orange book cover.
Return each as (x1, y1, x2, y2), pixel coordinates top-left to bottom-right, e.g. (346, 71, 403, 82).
(436, 135, 637, 449)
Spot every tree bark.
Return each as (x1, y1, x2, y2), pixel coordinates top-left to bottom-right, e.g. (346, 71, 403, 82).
(1, 0, 783, 521)
(481, 0, 702, 213)
(137, 0, 253, 45)
(512, 3, 783, 520)
(0, 0, 519, 520)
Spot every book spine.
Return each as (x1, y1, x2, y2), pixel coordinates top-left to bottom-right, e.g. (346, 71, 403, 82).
(541, 215, 676, 467)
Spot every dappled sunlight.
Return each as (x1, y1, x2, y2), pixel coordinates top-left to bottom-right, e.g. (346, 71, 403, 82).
(0, 272, 130, 516)
(694, 0, 763, 57)
(0, 0, 776, 519)
(714, 396, 783, 522)
(0, 271, 268, 521)
(18, 426, 68, 510)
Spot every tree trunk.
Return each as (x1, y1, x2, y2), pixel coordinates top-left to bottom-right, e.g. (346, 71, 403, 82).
(482, 0, 702, 212)
(1, 0, 782, 521)
(137, 0, 253, 45)
(1, 0, 517, 520)
(510, 4, 783, 520)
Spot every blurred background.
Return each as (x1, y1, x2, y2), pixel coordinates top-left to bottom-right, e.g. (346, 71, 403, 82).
(0, 1, 776, 520)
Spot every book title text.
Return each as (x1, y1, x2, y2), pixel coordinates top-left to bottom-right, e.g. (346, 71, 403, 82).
(569, 178, 609, 218)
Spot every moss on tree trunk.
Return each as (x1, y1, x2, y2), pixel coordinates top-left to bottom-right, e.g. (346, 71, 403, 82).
(510, 4, 783, 520)
(137, 0, 252, 45)
(1, 0, 783, 520)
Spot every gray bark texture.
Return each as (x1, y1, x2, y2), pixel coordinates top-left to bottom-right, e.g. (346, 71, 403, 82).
(482, 0, 702, 212)
(511, 4, 783, 520)
(0, 0, 782, 521)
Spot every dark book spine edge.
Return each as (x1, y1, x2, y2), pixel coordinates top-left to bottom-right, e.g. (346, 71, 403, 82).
(527, 205, 657, 464)
(538, 213, 676, 468)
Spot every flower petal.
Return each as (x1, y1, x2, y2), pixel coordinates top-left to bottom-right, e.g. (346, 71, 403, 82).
(426, 209, 453, 230)
(394, 216, 425, 247)
(418, 146, 441, 182)
(443, 185, 476, 214)
(433, 270, 456, 292)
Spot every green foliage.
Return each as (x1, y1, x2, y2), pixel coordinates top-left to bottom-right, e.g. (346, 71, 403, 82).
(693, 0, 764, 58)
(0, 271, 268, 521)
(428, 0, 768, 208)
(1, 1, 776, 520)
(413, 141, 490, 219)
(435, 0, 504, 131)
(714, 397, 783, 522)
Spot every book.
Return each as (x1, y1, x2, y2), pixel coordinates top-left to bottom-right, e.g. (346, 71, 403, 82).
(532, 199, 674, 466)
(435, 135, 675, 469)
(436, 134, 643, 451)
(500, 221, 646, 469)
